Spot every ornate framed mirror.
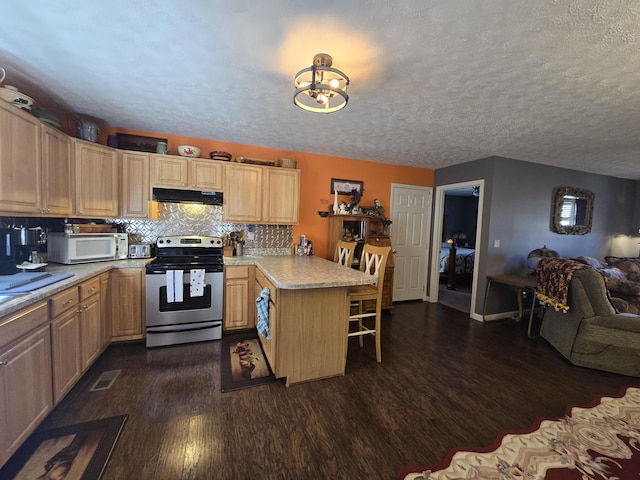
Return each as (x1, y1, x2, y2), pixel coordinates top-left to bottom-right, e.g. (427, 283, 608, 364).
(552, 186, 594, 235)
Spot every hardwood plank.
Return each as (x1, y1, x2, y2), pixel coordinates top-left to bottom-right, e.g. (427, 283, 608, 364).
(34, 301, 635, 479)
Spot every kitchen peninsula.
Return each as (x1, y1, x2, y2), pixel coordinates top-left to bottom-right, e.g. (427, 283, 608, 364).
(225, 255, 376, 385)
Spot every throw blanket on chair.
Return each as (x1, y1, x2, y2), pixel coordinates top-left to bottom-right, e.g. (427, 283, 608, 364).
(535, 257, 590, 312)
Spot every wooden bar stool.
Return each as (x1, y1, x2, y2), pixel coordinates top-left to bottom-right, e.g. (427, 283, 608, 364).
(334, 240, 356, 267)
(346, 243, 391, 362)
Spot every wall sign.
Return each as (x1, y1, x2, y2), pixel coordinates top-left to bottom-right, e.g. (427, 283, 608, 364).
(331, 178, 363, 195)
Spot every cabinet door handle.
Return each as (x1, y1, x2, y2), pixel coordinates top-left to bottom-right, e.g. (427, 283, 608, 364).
(0, 360, 8, 366)
(88, 287, 96, 294)
(82, 304, 89, 310)
(62, 299, 73, 307)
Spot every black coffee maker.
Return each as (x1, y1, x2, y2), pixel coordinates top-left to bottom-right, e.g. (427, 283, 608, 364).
(0, 228, 18, 275)
(12, 227, 45, 265)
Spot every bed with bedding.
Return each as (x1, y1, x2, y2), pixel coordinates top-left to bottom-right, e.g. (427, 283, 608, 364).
(439, 242, 475, 289)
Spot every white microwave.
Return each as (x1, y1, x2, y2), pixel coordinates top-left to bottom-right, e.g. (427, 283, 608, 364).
(48, 233, 128, 264)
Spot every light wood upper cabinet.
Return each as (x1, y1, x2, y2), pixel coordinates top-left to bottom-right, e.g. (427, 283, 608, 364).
(190, 159, 223, 190)
(223, 163, 300, 224)
(74, 139, 119, 217)
(0, 102, 41, 214)
(152, 154, 188, 188)
(121, 151, 151, 218)
(263, 167, 300, 224)
(152, 154, 223, 191)
(40, 122, 73, 216)
(223, 163, 262, 222)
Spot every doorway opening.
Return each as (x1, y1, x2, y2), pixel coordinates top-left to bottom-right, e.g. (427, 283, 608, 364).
(428, 180, 484, 321)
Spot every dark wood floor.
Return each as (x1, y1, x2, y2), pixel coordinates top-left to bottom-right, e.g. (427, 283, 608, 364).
(34, 301, 636, 480)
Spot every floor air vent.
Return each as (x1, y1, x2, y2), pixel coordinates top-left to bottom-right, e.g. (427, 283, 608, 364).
(89, 369, 121, 391)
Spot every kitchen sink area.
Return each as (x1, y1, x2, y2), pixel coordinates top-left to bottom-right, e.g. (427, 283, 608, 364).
(0, 294, 17, 305)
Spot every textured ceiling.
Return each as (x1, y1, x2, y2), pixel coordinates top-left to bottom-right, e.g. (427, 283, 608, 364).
(1, 1, 640, 179)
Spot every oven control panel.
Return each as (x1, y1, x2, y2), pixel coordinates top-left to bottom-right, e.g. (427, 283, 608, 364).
(156, 235, 223, 248)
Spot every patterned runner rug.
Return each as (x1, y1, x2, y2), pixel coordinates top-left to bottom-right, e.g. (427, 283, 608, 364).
(398, 386, 640, 480)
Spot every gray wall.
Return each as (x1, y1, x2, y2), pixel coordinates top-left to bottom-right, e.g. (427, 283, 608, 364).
(435, 156, 638, 316)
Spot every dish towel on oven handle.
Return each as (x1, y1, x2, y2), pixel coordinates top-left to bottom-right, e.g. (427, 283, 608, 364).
(190, 269, 205, 297)
(256, 287, 270, 339)
(166, 270, 184, 303)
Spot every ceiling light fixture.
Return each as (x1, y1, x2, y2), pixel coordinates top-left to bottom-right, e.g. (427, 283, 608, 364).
(293, 53, 349, 113)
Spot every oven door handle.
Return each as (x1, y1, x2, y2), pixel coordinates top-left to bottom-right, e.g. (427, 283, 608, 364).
(147, 324, 221, 334)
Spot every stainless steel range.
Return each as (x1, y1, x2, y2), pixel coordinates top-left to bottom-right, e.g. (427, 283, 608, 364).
(145, 235, 224, 348)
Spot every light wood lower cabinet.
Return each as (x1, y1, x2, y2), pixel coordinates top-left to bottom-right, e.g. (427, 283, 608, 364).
(224, 265, 256, 331)
(0, 302, 52, 467)
(79, 277, 102, 370)
(100, 272, 111, 348)
(50, 276, 104, 402)
(50, 287, 81, 403)
(255, 269, 277, 372)
(110, 268, 145, 341)
(0, 268, 145, 469)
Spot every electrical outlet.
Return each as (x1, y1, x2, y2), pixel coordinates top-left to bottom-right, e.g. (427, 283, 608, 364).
(494, 239, 500, 248)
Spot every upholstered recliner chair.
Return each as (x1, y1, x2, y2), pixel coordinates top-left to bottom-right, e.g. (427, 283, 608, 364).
(540, 267, 640, 377)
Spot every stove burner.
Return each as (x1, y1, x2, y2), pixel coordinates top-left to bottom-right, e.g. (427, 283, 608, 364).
(147, 235, 224, 273)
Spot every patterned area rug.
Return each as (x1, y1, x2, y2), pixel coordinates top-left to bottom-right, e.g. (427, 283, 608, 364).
(220, 331, 280, 392)
(398, 387, 640, 480)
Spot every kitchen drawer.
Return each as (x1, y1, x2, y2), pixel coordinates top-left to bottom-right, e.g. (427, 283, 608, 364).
(79, 277, 100, 300)
(255, 268, 277, 304)
(49, 288, 79, 318)
(0, 301, 48, 349)
(225, 265, 250, 279)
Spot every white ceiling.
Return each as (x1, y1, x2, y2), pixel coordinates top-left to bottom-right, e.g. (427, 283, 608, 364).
(1, 1, 640, 179)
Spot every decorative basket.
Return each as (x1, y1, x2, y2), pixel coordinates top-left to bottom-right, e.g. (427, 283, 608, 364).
(277, 158, 297, 168)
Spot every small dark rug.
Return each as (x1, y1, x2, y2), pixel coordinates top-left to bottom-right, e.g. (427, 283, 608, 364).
(0, 415, 127, 480)
(220, 331, 279, 392)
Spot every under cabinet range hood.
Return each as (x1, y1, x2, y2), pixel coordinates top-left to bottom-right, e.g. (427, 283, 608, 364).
(152, 188, 223, 205)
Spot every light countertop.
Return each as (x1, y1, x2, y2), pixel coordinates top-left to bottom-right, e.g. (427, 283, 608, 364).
(0, 259, 151, 318)
(224, 255, 375, 289)
(1, 255, 374, 318)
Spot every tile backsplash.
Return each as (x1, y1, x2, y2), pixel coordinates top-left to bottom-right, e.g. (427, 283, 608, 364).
(111, 203, 293, 255)
(1, 203, 294, 256)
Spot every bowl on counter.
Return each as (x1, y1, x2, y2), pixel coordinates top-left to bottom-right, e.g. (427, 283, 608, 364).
(177, 145, 201, 157)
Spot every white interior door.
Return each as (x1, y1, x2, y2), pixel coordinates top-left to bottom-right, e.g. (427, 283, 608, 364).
(390, 184, 432, 302)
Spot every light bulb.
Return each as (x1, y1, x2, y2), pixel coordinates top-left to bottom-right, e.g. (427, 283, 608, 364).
(316, 93, 328, 104)
(329, 78, 340, 89)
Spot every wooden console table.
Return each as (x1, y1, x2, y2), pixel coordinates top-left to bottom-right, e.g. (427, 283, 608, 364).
(483, 274, 541, 338)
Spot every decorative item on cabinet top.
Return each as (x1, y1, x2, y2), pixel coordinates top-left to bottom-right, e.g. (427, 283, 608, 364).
(235, 157, 276, 166)
(210, 151, 232, 161)
(116, 133, 168, 153)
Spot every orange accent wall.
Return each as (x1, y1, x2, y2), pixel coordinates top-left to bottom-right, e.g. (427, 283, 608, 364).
(105, 127, 434, 258)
